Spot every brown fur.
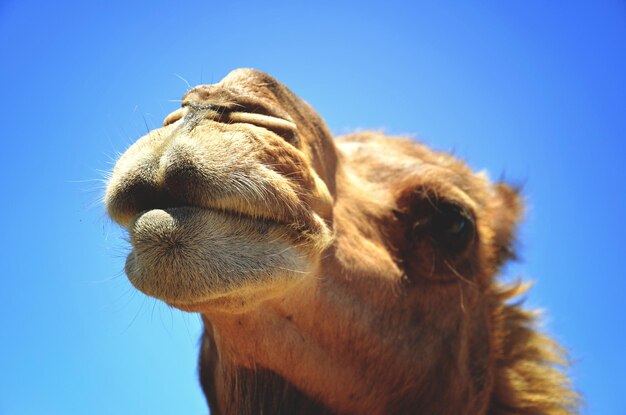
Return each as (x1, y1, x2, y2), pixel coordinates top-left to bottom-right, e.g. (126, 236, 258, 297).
(105, 68, 579, 414)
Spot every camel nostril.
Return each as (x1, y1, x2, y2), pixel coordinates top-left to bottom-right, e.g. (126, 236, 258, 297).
(226, 111, 299, 146)
(163, 107, 188, 127)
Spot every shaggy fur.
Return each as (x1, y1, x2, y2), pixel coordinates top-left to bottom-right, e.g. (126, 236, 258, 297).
(105, 68, 579, 414)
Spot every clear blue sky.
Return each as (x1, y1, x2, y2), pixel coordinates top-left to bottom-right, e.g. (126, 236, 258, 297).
(1, 1, 624, 414)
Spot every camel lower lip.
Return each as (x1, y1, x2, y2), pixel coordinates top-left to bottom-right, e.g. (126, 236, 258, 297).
(124, 206, 310, 305)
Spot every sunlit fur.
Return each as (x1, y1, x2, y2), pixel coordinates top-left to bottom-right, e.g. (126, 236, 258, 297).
(105, 68, 579, 414)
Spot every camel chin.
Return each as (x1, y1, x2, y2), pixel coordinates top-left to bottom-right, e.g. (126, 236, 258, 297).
(125, 206, 311, 309)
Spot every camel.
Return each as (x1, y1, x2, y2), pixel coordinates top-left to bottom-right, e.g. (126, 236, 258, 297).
(105, 68, 579, 414)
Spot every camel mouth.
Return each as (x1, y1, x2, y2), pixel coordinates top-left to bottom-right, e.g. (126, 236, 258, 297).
(105, 74, 336, 306)
(127, 205, 288, 250)
(128, 202, 289, 233)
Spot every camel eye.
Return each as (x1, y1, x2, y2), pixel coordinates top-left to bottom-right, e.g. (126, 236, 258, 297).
(431, 203, 475, 253)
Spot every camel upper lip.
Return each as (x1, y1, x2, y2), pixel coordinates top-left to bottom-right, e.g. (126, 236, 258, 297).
(110, 176, 299, 230)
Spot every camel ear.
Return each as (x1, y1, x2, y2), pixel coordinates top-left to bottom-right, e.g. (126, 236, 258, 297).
(492, 182, 524, 266)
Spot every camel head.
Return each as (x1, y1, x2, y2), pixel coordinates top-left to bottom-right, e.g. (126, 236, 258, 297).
(105, 68, 578, 414)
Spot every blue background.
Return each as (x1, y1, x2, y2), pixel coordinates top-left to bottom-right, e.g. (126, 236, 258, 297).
(1, 1, 624, 414)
